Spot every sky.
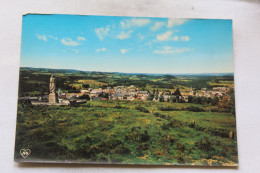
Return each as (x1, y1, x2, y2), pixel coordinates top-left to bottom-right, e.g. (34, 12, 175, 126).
(20, 14, 234, 74)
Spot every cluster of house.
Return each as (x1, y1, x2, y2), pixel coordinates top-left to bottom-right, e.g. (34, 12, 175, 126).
(180, 87, 230, 101)
(18, 85, 230, 103)
(62, 85, 149, 101)
(61, 86, 230, 102)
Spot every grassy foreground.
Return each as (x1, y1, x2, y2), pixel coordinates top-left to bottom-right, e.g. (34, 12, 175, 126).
(15, 100, 238, 166)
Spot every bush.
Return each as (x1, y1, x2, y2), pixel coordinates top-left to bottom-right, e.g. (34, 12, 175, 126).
(126, 127, 150, 143)
(161, 119, 183, 130)
(135, 142, 149, 152)
(195, 137, 214, 151)
(153, 112, 167, 119)
(185, 106, 205, 112)
(158, 106, 180, 111)
(135, 106, 149, 113)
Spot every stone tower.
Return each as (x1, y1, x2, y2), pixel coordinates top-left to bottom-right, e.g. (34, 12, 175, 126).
(189, 86, 194, 96)
(49, 74, 59, 103)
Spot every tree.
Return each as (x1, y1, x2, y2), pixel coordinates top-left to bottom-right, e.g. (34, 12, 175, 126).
(188, 96, 194, 103)
(82, 84, 90, 89)
(155, 94, 159, 100)
(201, 97, 207, 104)
(147, 94, 154, 101)
(159, 95, 164, 102)
(98, 92, 103, 97)
(217, 95, 232, 112)
(171, 96, 177, 103)
(103, 93, 109, 99)
(173, 88, 181, 97)
(211, 97, 219, 106)
(206, 97, 212, 104)
(79, 94, 90, 100)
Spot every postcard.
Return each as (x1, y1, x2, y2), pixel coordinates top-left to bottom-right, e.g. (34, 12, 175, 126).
(14, 14, 237, 166)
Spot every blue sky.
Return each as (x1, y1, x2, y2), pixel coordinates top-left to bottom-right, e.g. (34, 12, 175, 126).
(20, 14, 234, 73)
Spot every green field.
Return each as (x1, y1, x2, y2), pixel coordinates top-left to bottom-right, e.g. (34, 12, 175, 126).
(15, 100, 237, 166)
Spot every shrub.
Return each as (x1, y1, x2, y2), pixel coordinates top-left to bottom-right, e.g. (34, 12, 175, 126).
(195, 136, 214, 151)
(135, 106, 149, 113)
(161, 119, 183, 130)
(126, 127, 150, 143)
(114, 145, 131, 155)
(154, 112, 167, 119)
(153, 112, 160, 117)
(186, 106, 205, 112)
(158, 106, 180, 111)
(135, 142, 149, 152)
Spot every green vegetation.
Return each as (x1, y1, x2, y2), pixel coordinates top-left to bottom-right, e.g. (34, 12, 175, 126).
(18, 67, 234, 96)
(15, 100, 237, 166)
(15, 67, 237, 166)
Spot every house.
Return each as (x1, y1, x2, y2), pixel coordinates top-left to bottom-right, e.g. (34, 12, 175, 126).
(19, 96, 39, 102)
(112, 93, 126, 100)
(58, 93, 66, 98)
(65, 93, 79, 99)
(80, 89, 90, 94)
(127, 96, 135, 101)
(163, 95, 172, 101)
(89, 89, 102, 98)
(137, 91, 149, 99)
(213, 87, 227, 92)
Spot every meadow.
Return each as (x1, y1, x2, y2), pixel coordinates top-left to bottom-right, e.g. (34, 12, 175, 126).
(15, 100, 237, 166)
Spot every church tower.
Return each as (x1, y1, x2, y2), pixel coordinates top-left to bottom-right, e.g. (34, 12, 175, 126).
(189, 86, 194, 96)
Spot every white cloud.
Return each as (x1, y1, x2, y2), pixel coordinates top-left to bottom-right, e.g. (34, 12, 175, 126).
(48, 35, 58, 40)
(121, 18, 151, 28)
(36, 35, 47, 42)
(167, 18, 189, 28)
(142, 40, 157, 48)
(117, 30, 133, 40)
(156, 31, 173, 41)
(181, 36, 190, 41)
(138, 33, 145, 40)
(96, 48, 107, 52)
(156, 32, 190, 42)
(151, 22, 165, 31)
(95, 26, 110, 41)
(77, 36, 86, 41)
(173, 36, 179, 41)
(120, 49, 128, 54)
(153, 47, 192, 55)
(73, 49, 79, 54)
(61, 38, 80, 46)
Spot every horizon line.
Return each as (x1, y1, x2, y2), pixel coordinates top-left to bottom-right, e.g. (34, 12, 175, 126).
(20, 66, 234, 75)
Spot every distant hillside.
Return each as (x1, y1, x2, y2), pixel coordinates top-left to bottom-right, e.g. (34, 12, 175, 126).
(21, 67, 82, 74)
(20, 67, 233, 77)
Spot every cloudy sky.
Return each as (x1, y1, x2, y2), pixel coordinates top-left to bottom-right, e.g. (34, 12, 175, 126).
(20, 14, 234, 73)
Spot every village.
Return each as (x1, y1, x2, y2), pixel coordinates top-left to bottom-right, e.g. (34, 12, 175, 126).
(61, 85, 229, 102)
(18, 74, 231, 105)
